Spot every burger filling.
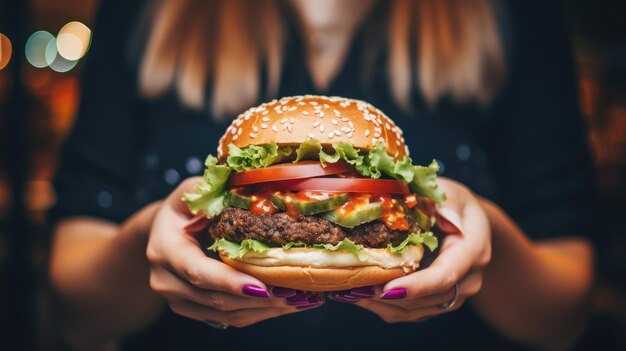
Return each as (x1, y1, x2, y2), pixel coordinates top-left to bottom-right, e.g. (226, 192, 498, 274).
(185, 139, 445, 262)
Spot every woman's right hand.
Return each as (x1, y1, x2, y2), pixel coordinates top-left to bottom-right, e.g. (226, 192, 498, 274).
(146, 177, 324, 328)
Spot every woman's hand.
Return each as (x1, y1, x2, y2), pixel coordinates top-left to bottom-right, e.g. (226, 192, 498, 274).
(332, 178, 491, 323)
(146, 177, 324, 328)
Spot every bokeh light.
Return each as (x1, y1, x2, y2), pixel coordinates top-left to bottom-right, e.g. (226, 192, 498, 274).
(25, 31, 54, 68)
(0, 33, 12, 70)
(56, 21, 91, 61)
(45, 38, 78, 73)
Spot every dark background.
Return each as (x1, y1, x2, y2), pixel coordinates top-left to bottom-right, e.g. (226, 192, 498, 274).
(0, 0, 625, 349)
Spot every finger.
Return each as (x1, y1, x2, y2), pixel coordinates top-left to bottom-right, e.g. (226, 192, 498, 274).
(168, 177, 204, 218)
(184, 214, 210, 234)
(149, 196, 269, 296)
(169, 299, 314, 328)
(355, 299, 453, 324)
(150, 265, 290, 311)
(167, 243, 269, 296)
(382, 236, 471, 299)
(382, 202, 489, 299)
(376, 270, 483, 309)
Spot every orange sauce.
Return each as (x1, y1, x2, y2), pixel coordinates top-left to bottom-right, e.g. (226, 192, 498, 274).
(236, 187, 412, 230)
(250, 195, 278, 215)
(373, 195, 409, 231)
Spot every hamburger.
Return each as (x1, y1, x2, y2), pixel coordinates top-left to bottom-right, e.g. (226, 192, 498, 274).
(184, 95, 446, 291)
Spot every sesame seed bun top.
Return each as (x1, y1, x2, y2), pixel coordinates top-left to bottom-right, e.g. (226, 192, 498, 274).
(217, 95, 409, 161)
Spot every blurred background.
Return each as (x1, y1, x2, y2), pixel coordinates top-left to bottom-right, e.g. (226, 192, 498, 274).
(0, 0, 624, 349)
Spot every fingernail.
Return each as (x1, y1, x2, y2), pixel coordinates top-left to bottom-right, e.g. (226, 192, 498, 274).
(271, 287, 297, 298)
(296, 301, 324, 310)
(330, 294, 359, 303)
(349, 286, 375, 298)
(381, 288, 407, 300)
(285, 294, 310, 306)
(242, 285, 269, 298)
(437, 207, 463, 234)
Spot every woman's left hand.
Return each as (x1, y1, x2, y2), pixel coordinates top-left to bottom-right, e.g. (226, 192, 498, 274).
(332, 178, 491, 323)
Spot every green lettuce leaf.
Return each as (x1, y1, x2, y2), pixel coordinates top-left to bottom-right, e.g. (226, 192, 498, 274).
(311, 238, 368, 261)
(209, 235, 434, 260)
(226, 143, 292, 171)
(186, 139, 446, 219)
(182, 155, 231, 216)
(388, 231, 438, 253)
(410, 160, 447, 205)
(208, 238, 270, 259)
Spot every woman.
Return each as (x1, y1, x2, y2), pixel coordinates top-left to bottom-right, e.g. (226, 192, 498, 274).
(49, 0, 596, 349)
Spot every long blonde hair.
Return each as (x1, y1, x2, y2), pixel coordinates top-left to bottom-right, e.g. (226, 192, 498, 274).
(140, 0, 505, 117)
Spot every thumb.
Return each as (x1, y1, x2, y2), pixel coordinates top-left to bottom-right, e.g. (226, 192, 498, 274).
(168, 176, 204, 218)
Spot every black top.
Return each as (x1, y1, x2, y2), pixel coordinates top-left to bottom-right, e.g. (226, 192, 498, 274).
(50, 0, 596, 349)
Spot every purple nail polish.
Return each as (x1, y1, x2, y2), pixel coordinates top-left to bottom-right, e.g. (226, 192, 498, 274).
(380, 288, 407, 300)
(285, 294, 309, 305)
(242, 285, 269, 298)
(349, 286, 375, 298)
(296, 301, 324, 310)
(334, 295, 359, 303)
(271, 287, 297, 298)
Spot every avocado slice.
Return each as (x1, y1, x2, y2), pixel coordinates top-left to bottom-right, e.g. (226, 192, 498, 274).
(268, 193, 286, 211)
(227, 191, 251, 210)
(320, 202, 382, 228)
(292, 193, 350, 215)
(399, 200, 432, 231)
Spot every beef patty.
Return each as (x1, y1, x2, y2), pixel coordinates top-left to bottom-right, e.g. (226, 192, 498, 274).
(208, 207, 423, 248)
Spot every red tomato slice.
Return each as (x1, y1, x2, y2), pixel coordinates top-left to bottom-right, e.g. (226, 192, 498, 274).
(230, 161, 353, 186)
(257, 177, 410, 194)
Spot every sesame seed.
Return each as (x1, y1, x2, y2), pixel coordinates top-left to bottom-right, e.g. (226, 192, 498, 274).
(313, 120, 320, 127)
(320, 125, 325, 132)
(288, 106, 297, 111)
(347, 132, 354, 138)
(328, 132, 335, 139)
(231, 128, 237, 135)
(334, 130, 341, 136)
(280, 118, 288, 124)
(252, 126, 258, 132)
(261, 123, 268, 129)
(302, 111, 310, 116)
(262, 110, 269, 115)
(333, 109, 341, 115)
(249, 132, 256, 138)
(298, 102, 306, 106)
(237, 128, 242, 135)
(374, 132, 381, 138)
(318, 111, 325, 117)
(341, 127, 351, 133)
(272, 125, 278, 132)
(310, 101, 318, 105)
(287, 125, 293, 132)
(341, 117, 349, 122)
(331, 119, 339, 125)
(262, 117, 270, 122)
(396, 140, 401, 146)
(348, 121, 354, 128)
(308, 133, 315, 138)
(385, 123, 391, 130)
(365, 130, 370, 137)
(289, 117, 295, 124)
(323, 104, 330, 109)
(235, 119, 243, 126)
(244, 115, 250, 120)
(233, 134, 239, 140)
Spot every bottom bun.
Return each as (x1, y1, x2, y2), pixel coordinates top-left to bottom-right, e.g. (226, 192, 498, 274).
(221, 253, 410, 292)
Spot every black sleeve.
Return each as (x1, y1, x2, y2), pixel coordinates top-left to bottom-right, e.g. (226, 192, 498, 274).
(49, 0, 146, 224)
(487, 1, 597, 240)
